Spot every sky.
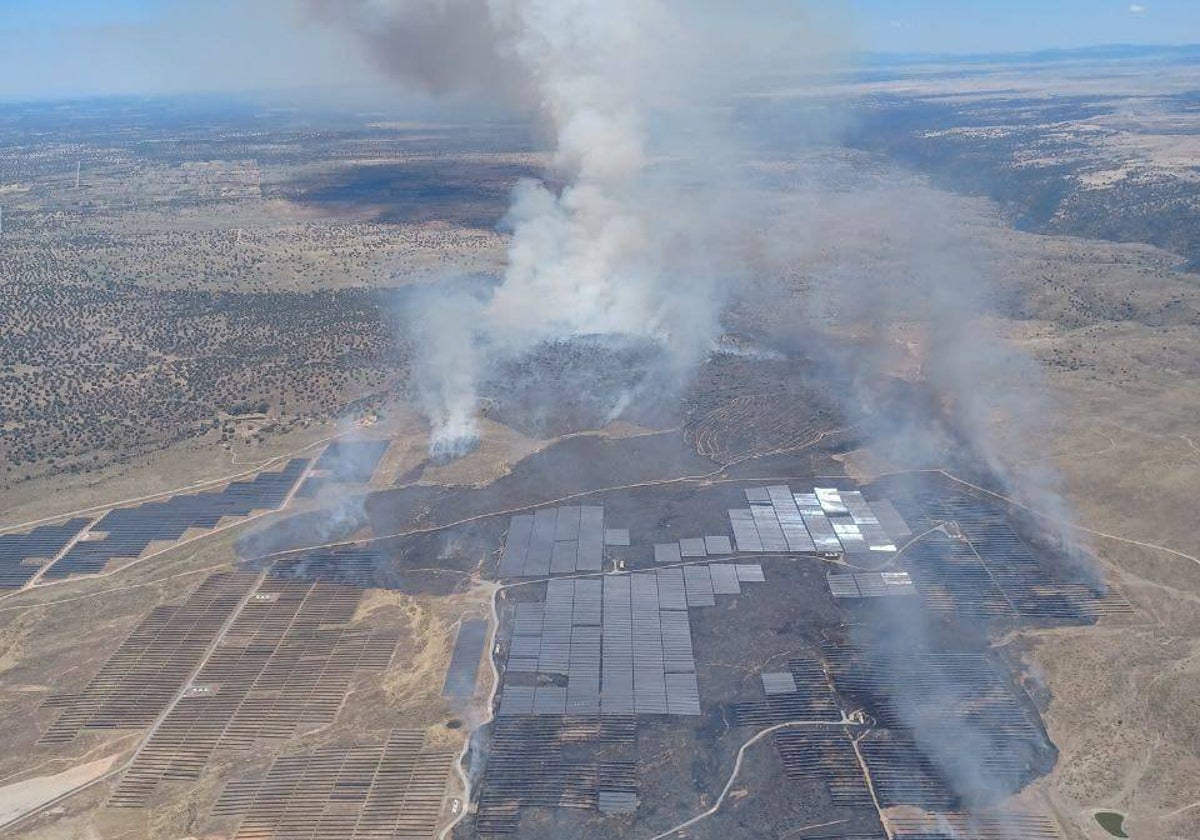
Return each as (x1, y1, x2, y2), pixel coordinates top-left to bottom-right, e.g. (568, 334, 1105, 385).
(0, 0, 1197, 101)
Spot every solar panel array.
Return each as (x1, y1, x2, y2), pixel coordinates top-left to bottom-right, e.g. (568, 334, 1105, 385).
(730, 485, 903, 555)
(476, 715, 637, 835)
(731, 659, 842, 726)
(109, 578, 397, 808)
(818, 639, 1045, 810)
(298, 440, 391, 497)
(827, 571, 917, 599)
(822, 643, 1041, 741)
(269, 546, 387, 589)
(773, 728, 873, 805)
(890, 481, 1133, 621)
(497, 506, 606, 577)
(314, 440, 391, 481)
(0, 518, 91, 589)
(654, 534, 734, 563)
(212, 729, 453, 840)
(499, 574, 697, 717)
(40, 572, 260, 744)
(498, 564, 766, 719)
(42, 459, 308, 581)
(604, 528, 630, 546)
(886, 812, 1062, 839)
(856, 731, 960, 809)
(443, 619, 488, 698)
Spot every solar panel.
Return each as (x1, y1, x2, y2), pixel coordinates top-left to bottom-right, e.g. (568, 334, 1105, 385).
(554, 506, 582, 541)
(313, 440, 390, 481)
(443, 619, 488, 697)
(761, 672, 798, 695)
(729, 509, 764, 553)
(709, 563, 741, 595)
(577, 506, 605, 572)
(653, 543, 682, 564)
(683, 566, 716, 607)
(604, 528, 630, 546)
(655, 567, 688, 611)
(679, 537, 707, 557)
(524, 509, 557, 577)
(735, 564, 765, 582)
(870, 498, 912, 539)
(551, 539, 578, 574)
(498, 515, 534, 577)
(704, 535, 733, 555)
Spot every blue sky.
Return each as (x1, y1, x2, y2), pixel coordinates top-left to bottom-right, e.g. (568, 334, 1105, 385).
(0, 1, 1197, 101)
(849, 0, 1198, 54)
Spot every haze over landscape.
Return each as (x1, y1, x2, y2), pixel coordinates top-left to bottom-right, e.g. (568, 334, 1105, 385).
(1, 3, 1198, 840)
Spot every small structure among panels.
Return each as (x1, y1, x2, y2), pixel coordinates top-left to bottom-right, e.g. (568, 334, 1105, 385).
(729, 485, 903, 556)
(211, 729, 454, 840)
(498, 505, 607, 577)
(42, 460, 309, 581)
(0, 518, 92, 589)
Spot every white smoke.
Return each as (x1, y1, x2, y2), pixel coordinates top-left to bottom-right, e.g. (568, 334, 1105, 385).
(409, 288, 484, 459)
(311, 0, 749, 454)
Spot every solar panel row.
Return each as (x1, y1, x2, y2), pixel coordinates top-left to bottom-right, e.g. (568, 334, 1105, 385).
(40, 572, 260, 744)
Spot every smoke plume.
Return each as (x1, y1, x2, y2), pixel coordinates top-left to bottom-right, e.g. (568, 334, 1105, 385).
(310, 0, 755, 455)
